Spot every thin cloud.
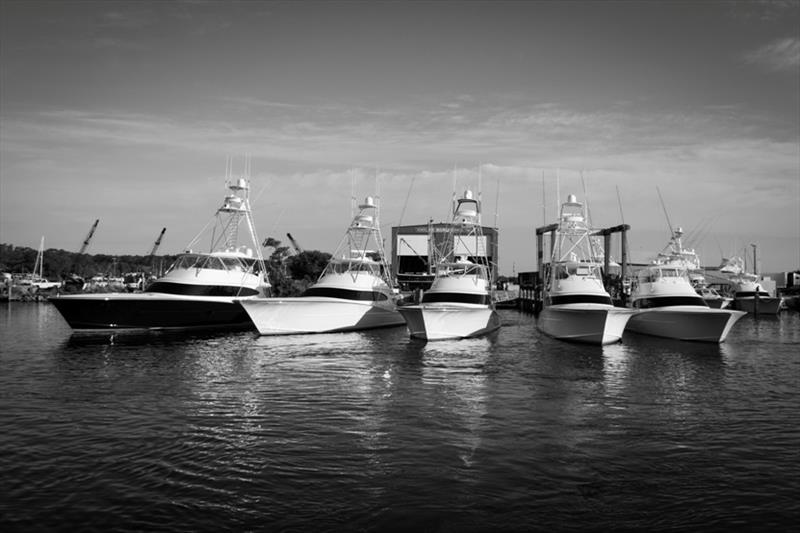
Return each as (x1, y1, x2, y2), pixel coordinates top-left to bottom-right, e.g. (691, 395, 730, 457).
(744, 37, 800, 72)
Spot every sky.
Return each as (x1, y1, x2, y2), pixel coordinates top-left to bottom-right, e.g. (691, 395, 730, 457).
(1, 0, 798, 275)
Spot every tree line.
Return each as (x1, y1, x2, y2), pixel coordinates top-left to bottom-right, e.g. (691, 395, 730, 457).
(0, 238, 332, 297)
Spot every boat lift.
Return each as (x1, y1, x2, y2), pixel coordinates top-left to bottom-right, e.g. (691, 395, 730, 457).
(527, 222, 631, 313)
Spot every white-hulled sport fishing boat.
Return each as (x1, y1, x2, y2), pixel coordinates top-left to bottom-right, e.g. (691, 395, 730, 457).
(536, 194, 637, 345)
(51, 169, 270, 331)
(720, 257, 783, 314)
(398, 190, 500, 340)
(626, 229, 745, 342)
(239, 195, 405, 335)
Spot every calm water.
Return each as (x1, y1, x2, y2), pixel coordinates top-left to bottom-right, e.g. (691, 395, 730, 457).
(1, 303, 798, 532)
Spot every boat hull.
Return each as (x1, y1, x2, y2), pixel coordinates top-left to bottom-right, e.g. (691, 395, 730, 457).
(731, 296, 782, 314)
(239, 297, 405, 335)
(398, 304, 500, 340)
(537, 305, 638, 345)
(626, 306, 746, 343)
(50, 293, 255, 331)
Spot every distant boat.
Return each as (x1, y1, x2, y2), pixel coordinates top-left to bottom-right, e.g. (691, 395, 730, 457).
(239, 195, 405, 335)
(718, 254, 782, 314)
(536, 194, 636, 345)
(729, 272, 783, 314)
(51, 172, 270, 331)
(651, 226, 732, 309)
(17, 237, 62, 293)
(626, 229, 745, 343)
(398, 190, 500, 340)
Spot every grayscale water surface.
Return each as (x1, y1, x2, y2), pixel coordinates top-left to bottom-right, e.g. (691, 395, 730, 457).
(2, 303, 798, 531)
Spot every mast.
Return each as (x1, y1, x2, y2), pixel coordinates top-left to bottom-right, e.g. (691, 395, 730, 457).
(34, 236, 45, 278)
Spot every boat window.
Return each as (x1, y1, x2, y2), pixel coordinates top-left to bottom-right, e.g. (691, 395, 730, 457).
(436, 263, 485, 278)
(168, 254, 204, 272)
(220, 257, 245, 271)
(328, 261, 380, 275)
(198, 256, 224, 270)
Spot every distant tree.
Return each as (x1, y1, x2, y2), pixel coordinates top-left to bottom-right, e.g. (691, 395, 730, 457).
(287, 250, 331, 282)
(262, 238, 294, 296)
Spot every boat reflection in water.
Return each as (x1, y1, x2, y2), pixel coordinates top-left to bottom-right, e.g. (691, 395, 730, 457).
(51, 167, 270, 331)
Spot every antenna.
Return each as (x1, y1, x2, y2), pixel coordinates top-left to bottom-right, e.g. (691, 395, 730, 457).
(616, 185, 626, 224)
(350, 169, 355, 218)
(580, 169, 590, 224)
(398, 174, 416, 227)
(478, 163, 483, 226)
(656, 186, 675, 236)
(450, 164, 457, 220)
(494, 168, 500, 229)
(556, 168, 561, 218)
(375, 167, 381, 229)
(541, 170, 546, 225)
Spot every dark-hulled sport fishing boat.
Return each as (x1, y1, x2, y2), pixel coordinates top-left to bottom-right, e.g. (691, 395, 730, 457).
(51, 172, 270, 331)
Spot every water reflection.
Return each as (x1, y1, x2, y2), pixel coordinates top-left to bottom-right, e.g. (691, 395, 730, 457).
(604, 333, 727, 430)
(417, 336, 493, 472)
(64, 328, 247, 347)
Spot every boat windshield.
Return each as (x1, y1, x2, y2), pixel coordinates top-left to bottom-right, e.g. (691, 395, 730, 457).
(638, 266, 687, 283)
(554, 261, 600, 279)
(435, 262, 487, 278)
(327, 260, 382, 276)
(167, 253, 262, 274)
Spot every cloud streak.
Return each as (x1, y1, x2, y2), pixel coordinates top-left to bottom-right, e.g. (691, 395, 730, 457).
(744, 37, 800, 72)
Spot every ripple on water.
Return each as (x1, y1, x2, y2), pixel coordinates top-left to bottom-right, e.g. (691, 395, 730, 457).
(1, 305, 799, 530)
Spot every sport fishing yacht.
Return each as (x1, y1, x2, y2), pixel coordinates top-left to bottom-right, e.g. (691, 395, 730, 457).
(51, 172, 270, 331)
(729, 272, 783, 314)
(536, 195, 636, 345)
(398, 190, 500, 340)
(239, 196, 405, 335)
(626, 229, 745, 342)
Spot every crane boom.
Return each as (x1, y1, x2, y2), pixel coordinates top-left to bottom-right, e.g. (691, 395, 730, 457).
(79, 219, 99, 254)
(149, 228, 167, 256)
(286, 232, 303, 254)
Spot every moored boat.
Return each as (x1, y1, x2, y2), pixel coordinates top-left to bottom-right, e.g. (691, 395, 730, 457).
(536, 194, 637, 345)
(51, 170, 270, 331)
(239, 195, 405, 335)
(729, 272, 783, 314)
(626, 229, 745, 342)
(398, 190, 500, 340)
(16, 237, 62, 294)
